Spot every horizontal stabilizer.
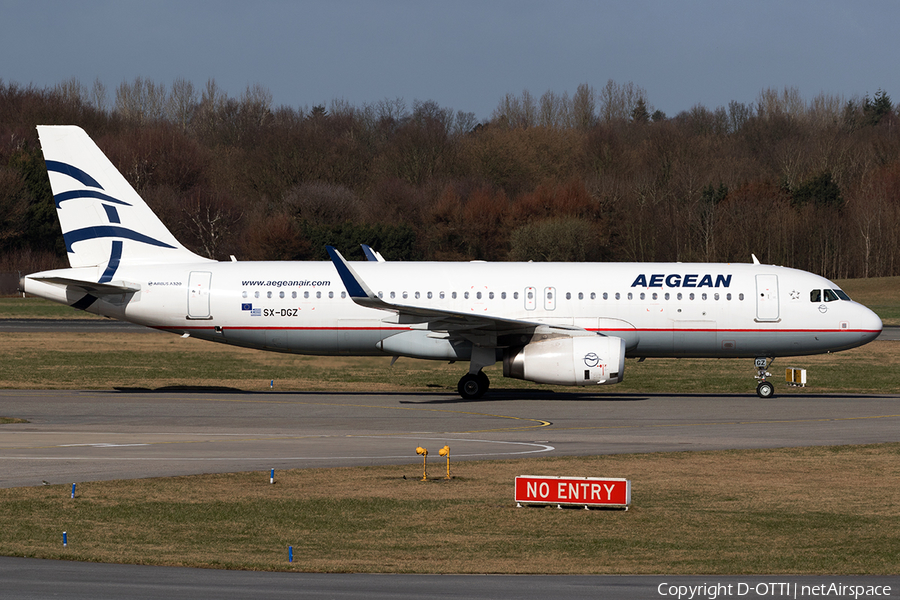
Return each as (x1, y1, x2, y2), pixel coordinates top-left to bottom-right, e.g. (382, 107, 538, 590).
(29, 276, 140, 295)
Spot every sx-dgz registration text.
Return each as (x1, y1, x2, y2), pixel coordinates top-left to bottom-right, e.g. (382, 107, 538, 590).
(262, 308, 298, 317)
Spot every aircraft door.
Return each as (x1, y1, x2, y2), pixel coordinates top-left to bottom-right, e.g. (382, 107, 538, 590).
(525, 287, 536, 311)
(187, 271, 212, 319)
(755, 274, 779, 321)
(544, 287, 556, 311)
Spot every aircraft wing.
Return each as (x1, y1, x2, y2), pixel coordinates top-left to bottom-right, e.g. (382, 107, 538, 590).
(326, 246, 585, 338)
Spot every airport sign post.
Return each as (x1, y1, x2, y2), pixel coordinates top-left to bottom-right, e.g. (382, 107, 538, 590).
(515, 475, 631, 509)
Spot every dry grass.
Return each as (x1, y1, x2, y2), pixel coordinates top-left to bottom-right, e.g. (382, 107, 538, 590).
(1, 330, 897, 396)
(2, 444, 898, 574)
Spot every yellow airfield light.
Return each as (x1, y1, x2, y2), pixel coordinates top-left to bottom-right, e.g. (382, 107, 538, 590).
(416, 446, 428, 480)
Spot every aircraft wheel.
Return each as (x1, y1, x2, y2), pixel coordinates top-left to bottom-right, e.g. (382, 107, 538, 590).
(756, 381, 775, 398)
(458, 373, 487, 400)
(476, 370, 490, 393)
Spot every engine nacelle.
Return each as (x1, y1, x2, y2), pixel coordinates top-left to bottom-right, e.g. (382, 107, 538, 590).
(503, 335, 625, 386)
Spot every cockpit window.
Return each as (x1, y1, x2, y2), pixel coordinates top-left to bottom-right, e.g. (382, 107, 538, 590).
(824, 289, 840, 302)
(810, 290, 821, 302)
(834, 289, 851, 301)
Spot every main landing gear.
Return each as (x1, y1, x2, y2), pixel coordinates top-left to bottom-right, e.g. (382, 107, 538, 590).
(458, 371, 490, 400)
(754, 356, 775, 398)
(457, 345, 496, 400)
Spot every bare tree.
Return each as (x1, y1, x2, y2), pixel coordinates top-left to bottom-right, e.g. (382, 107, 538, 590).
(168, 78, 197, 132)
(539, 90, 569, 128)
(727, 100, 752, 132)
(451, 110, 477, 137)
(807, 92, 844, 127)
(756, 86, 805, 120)
(599, 79, 649, 123)
(115, 77, 167, 124)
(570, 83, 596, 130)
(240, 83, 273, 127)
(54, 77, 87, 107)
(180, 191, 243, 259)
(90, 78, 108, 113)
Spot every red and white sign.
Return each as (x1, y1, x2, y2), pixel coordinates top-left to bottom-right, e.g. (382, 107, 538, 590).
(515, 475, 631, 508)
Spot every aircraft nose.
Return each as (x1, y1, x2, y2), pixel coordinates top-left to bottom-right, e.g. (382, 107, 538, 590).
(859, 304, 883, 342)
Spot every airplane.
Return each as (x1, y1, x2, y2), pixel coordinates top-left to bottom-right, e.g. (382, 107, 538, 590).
(20, 125, 883, 399)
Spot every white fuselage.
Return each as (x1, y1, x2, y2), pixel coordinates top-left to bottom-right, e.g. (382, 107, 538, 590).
(25, 259, 884, 360)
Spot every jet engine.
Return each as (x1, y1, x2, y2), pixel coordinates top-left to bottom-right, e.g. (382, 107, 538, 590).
(503, 335, 625, 386)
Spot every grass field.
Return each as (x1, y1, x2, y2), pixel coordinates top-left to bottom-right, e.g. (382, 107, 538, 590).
(1, 445, 898, 574)
(0, 331, 898, 396)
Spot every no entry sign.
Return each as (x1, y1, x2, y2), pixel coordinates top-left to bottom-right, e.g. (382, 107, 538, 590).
(515, 475, 631, 509)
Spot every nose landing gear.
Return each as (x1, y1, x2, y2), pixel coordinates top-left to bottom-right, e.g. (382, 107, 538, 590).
(754, 357, 775, 398)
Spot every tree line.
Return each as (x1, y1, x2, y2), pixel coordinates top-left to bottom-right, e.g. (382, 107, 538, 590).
(1, 77, 898, 280)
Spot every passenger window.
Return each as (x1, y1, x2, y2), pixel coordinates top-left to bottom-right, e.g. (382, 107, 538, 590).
(640, 292, 646, 300)
(627, 292, 633, 300)
(489, 292, 494, 300)
(810, 290, 821, 302)
(254, 291, 260, 298)
(267, 291, 272, 299)
(578, 292, 583, 300)
(452, 292, 457, 299)
(292, 291, 297, 299)
(714, 293, 720, 301)
(652, 293, 658, 300)
(689, 293, 695, 300)
(738, 293, 744, 301)
(501, 292, 507, 300)
(390, 291, 395, 299)
(615, 292, 620, 300)
(427, 291, 432, 299)
(440, 291, 445, 299)
(465, 292, 470, 299)
(726, 293, 732, 301)
(304, 291, 309, 299)
(476, 291, 482, 300)
(824, 289, 839, 302)
(566, 292, 571, 300)
(415, 292, 420, 299)
(328, 291, 333, 299)
(664, 293, 670, 300)
(316, 291, 321, 299)
(279, 291, 285, 299)
(341, 292, 346, 298)
(242, 291, 248, 298)
(602, 292, 608, 300)
(377, 291, 383, 298)
(701, 293, 707, 301)
(591, 292, 596, 300)
(513, 292, 518, 299)
(402, 292, 408, 299)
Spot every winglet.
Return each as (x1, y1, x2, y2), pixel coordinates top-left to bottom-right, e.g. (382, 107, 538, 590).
(361, 244, 385, 262)
(326, 246, 373, 299)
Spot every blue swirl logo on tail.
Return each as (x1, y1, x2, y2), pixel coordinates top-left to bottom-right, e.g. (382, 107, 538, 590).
(49, 160, 177, 281)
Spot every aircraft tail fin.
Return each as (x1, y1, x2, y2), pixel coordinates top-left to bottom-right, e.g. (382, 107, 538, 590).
(36, 125, 211, 274)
